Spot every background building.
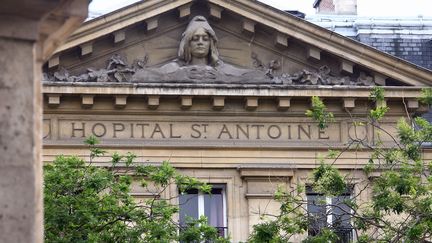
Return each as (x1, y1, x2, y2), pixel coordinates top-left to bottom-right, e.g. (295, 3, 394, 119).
(311, 0, 432, 71)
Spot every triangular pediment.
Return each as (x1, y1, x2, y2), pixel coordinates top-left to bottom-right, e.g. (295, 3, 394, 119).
(43, 0, 432, 87)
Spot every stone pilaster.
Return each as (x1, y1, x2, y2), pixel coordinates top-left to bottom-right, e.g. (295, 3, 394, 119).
(0, 1, 88, 242)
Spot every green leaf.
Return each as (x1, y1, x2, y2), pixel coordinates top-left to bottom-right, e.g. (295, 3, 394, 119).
(312, 162, 346, 196)
(305, 96, 335, 130)
(369, 86, 385, 102)
(369, 106, 389, 121)
(419, 87, 432, 106)
(44, 140, 229, 243)
(84, 135, 99, 146)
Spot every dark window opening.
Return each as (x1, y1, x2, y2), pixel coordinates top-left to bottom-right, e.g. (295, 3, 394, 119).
(179, 185, 227, 237)
(306, 186, 354, 243)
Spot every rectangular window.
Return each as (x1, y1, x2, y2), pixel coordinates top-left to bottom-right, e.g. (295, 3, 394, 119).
(179, 185, 227, 237)
(306, 186, 354, 243)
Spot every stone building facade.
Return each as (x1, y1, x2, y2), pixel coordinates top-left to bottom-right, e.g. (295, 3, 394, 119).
(42, 0, 432, 242)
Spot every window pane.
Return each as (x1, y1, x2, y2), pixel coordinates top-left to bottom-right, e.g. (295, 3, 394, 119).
(332, 195, 353, 242)
(178, 186, 226, 237)
(306, 193, 327, 236)
(179, 191, 198, 226)
(204, 188, 223, 228)
(306, 186, 353, 242)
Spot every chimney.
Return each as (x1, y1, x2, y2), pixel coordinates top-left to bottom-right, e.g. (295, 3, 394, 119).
(313, 0, 357, 15)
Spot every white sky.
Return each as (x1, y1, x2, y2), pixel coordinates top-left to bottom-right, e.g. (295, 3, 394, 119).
(89, 0, 432, 18)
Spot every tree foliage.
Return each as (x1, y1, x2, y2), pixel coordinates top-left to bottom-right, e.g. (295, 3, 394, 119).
(249, 88, 432, 242)
(44, 137, 229, 243)
(305, 96, 335, 130)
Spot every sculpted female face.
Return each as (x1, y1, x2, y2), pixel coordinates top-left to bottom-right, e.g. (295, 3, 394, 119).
(189, 27, 210, 58)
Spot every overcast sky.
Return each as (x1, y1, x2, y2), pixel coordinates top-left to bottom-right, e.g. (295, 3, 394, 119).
(89, 0, 432, 19)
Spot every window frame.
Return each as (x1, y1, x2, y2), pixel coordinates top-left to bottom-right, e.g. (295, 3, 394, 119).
(306, 186, 355, 242)
(178, 184, 228, 237)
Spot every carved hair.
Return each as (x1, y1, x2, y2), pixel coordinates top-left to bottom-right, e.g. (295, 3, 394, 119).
(178, 16, 220, 66)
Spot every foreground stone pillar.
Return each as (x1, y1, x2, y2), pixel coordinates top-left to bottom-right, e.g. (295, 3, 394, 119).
(0, 1, 87, 242)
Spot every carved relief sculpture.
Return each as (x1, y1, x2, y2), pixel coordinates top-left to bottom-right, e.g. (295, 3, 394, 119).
(132, 16, 268, 83)
(45, 16, 375, 86)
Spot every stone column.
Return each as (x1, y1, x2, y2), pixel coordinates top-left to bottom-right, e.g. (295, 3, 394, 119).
(0, 1, 87, 242)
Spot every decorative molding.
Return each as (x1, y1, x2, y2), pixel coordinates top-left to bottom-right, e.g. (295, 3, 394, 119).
(48, 54, 59, 69)
(374, 73, 387, 86)
(114, 95, 127, 109)
(275, 66, 374, 86)
(277, 97, 290, 110)
(213, 96, 225, 110)
(146, 17, 158, 31)
(376, 99, 387, 108)
(307, 46, 321, 61)
(47, 94, 61, 108)
(209, 4, 223, 19)
(407, 99, 419, 111)
(245, 193, 274, 199)
(245, 97, 258, 110)
(181, 96, 193, 109)
(238, 167, 294, 178)
(113, 30, 126, 43)
(178, 3, 192, 18)
(242, 19, 255, 34)
(44, 54, 146, 83)
(343, 97, 356, 110)
(129, 192, 160, 198)
(274, 33, 288, 48)
(81, 94, 94, 108)
(147, 95, 159, 109)
(80, 42, 93, 56)
(45, 48, 375, 86)
(340, 60, 354, 74)
(43, 83, 423, 98)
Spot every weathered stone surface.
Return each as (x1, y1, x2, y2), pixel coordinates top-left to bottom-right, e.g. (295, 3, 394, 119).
(0, 37, 40, 243)
(44, 17, 375, 86)
(47, 54, 142, 83)
(47, 117, 342, 147)
(0, 1, 88, 242)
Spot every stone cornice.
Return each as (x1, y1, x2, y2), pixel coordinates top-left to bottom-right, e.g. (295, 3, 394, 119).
(42, 82, 423, 99)
(54, 0, 192, 53)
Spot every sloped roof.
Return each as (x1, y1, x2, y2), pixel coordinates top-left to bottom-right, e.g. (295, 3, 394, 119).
(308, 15, 432, 71)
(52, 0, 432, 86)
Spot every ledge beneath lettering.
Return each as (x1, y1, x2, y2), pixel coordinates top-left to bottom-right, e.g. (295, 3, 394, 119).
(238, 166, 294, 178)
(245, 193, 275, 199)
(129, 192, 160, 198)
